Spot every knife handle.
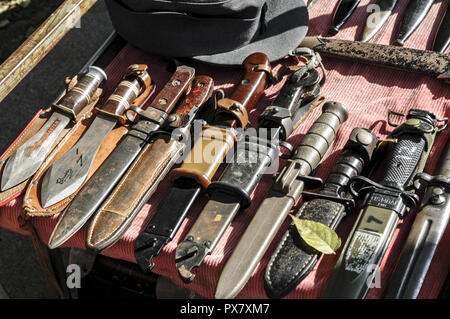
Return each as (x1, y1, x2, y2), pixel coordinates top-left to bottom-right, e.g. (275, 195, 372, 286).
(97, 64, 152, 123)
(323, 128, 377, 193)
(275, 101, 349, 194)
(170, 126, 237, 189)
(215, 52, 271, 128)
(53, 66, 107, 119)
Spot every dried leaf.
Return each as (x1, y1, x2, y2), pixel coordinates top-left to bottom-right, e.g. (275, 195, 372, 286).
(290, 214, 341, 254)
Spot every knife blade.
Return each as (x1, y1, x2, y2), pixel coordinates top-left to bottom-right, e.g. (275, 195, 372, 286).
(1, 66, 106, 191)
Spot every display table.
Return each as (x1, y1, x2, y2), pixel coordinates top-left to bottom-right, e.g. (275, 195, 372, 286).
(0, 0, 449, 299)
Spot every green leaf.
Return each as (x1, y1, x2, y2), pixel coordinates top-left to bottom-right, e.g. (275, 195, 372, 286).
(289, 215, 342, 254)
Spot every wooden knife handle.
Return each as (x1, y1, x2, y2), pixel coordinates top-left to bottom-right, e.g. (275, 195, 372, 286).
(172, 76, 214, 117)
(215, 52, 271, 128)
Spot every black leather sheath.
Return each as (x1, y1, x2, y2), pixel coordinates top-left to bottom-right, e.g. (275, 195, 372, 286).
(264, 128, 378, 298)
(329, 0, 361, 34)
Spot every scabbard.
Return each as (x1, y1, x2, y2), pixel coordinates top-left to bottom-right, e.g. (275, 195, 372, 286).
(213, 102, 348, 299)
(396, 0, 435, 45)
(433, 3, 450, 53)
(47, 66, 195, 249)
(361, 0, 398, 42)
(298, 37, 450, 78)
(264, 128, 378, 299)
(329, 0, 361, 35)
(385, 139, 450, 299)
(85, 76, 214, 252)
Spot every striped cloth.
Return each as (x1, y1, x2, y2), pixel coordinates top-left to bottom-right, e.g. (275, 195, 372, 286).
(1, 0, 449, 299)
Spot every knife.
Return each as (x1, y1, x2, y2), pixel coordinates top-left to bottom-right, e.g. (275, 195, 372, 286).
(433, 3, 450, 53)
(40, 64, 153, 208)
(1, 66, 106, 191)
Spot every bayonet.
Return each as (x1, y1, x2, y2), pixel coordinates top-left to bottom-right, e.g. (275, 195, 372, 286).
(176, 53, 325, 286)
(264, 128, 378, 298)
(47, 65, 195, 249)
(384, 138, 450, 299)
(40, 64, 153, 208)
(396, 0, 435, 45)
(1, 66, 106, 191)
(323, 109, 444, 299)
(361, 0, 399, 42)
(297, 37, 450, 82)
(85, 75, 215, 252)
(433, 3, 450, 53)
(135, 52, 272, 272)
(212, 101, 348, 299)
(329, 0, 361, 35)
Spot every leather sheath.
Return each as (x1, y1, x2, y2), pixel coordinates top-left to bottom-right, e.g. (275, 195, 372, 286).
(396, 0, 435, 45)
(47, 66, 195, 249)
(0, 76, 104, 207)
(86, 76, 214, 252)
(264, 128, 377, 298)
(329, 0, 361, 34)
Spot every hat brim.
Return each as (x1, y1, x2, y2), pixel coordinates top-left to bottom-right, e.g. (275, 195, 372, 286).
(190, 0, 309, 66)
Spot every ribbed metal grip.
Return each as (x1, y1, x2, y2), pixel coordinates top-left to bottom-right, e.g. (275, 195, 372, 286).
(294, 101, 348, 173)
(380, 134, 426, 190)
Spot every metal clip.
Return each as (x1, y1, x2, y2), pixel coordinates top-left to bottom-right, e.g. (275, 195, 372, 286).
(413, 172, 450, 191)
(289, 47, 326, 86)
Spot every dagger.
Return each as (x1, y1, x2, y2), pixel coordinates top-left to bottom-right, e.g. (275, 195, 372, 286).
(40, 64, 153, 208)
(297, 37, 450, 82)
(213, 101, 348, 299)
(384, 138, 450, 299)
(433, 3, 450, 53)
(85, 75, 215, 252)
(134, 52, 272, 272)
(323, 109, 442, 299)
(396, 0, 436, 46)
(263, 128, 378, 299)
(361, 0, 399, 42)
(175, 55, 325, 285)
(47, 65, 195, 249)
(1, 66, 106, 191)
(329, 0, 361, 35)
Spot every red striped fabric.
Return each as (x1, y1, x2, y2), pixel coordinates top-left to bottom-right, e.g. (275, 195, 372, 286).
(1, 0, 449, 299)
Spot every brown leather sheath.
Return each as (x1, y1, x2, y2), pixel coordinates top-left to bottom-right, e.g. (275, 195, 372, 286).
(0, 75, 104, 207)
(85, 76, 214, 252)
(23, 67, 155, 216)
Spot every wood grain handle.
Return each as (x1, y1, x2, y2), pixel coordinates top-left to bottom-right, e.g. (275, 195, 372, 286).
(149, 66, 195, 113)
(173, 76, 214, 116)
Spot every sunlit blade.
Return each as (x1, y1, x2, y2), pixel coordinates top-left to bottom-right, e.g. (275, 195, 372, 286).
(40, 114, 116, 208)
(1, 111, 71, 191)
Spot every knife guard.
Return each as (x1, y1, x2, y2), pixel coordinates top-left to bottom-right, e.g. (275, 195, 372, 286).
(0, 75, 104, 207)
(22, 110, 130, 217)
(170, 126, 237, 189)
